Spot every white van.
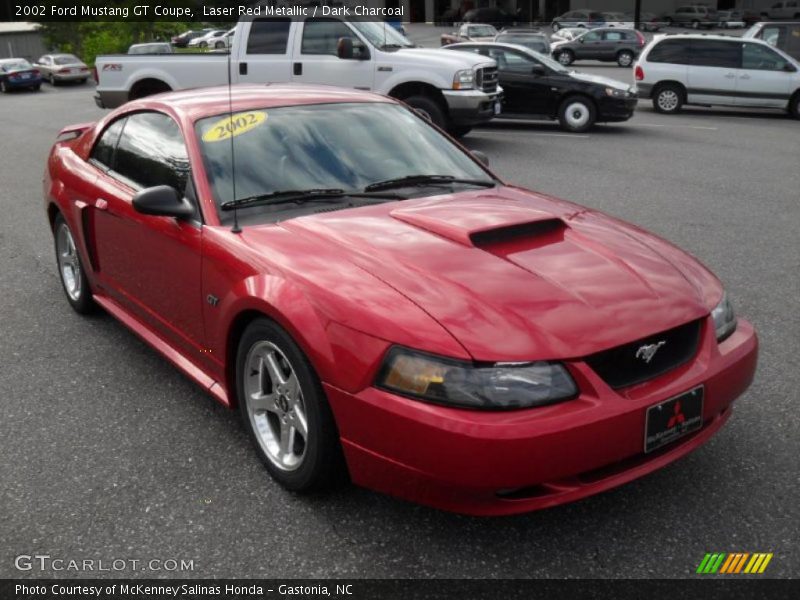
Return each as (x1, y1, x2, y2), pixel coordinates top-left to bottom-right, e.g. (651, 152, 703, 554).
(633, 34, 800, 118)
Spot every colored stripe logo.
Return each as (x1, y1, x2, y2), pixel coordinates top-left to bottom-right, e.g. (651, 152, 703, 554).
(697, 553, 773, 574)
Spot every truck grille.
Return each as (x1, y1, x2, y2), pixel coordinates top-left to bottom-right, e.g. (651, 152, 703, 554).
(584, 320, 702, 389)
(476, 66, 498, 93)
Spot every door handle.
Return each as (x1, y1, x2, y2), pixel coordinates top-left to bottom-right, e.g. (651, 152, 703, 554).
(724, 72, 735, 78)
(293, 62, 302, 76)
(239, 62, 247, 76)
(740, 74, 751, 80)
(95, 198, 108, 211)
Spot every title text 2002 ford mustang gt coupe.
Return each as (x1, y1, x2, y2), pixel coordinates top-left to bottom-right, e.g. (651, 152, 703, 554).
(44, 85, 757, 515)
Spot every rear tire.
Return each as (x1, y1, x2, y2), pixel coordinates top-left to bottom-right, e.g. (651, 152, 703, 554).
(236, 318, 345, 492)
(53, 214, 96, 314)
(48, 73, 57, 85)
(653, 83, 684, 114)
(403, 95, 447, 130)
(789, 92, 800, 119)
(558, 95, 596, 133)
(617, 50, 634, 67)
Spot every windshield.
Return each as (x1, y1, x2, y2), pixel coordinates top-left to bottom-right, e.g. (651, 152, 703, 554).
(350, 21, 413, 48)
(53, 55, 80, 65)
(195, 103, 492, 224)
(470, 25, 497, 37)
(2, 60, 32, 71)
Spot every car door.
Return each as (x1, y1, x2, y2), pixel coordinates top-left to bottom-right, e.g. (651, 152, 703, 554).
(485, 46, 548, 115)
(88, 112, 205, 357)
(576, 30, 604, 60)
(601, 30, 625, 60)
(292, 18, 374, 90)
(686, 39, 741, 106)
(736, 42, 795, 107)
(236, 18, 293, 84)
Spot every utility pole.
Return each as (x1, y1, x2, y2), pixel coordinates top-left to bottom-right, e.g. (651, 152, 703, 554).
(634, 0, 642, 30)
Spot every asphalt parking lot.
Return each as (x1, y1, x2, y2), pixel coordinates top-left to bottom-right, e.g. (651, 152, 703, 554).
(1, 51, 798, 578)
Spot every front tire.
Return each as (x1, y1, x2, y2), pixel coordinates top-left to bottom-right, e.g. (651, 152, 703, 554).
(653, 83, 684, 114)
(617, 50, 634, 67)
(558, 96, 596, 133)
(237, 318, 345, 492)
(403, 95, 447, 130)
(53, 214, 95, 314)
(556, 49, 574, 66)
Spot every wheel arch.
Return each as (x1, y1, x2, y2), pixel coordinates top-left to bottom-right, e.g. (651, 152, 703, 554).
(129, 77, 172, 101)
(653, 80, 687, 97)
(387, 81, 448, 113)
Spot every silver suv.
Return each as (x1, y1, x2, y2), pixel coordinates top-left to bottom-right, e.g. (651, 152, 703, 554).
(668, 5, 719, 29)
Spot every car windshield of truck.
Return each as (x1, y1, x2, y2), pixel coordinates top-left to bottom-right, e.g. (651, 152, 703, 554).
(350, 21, 413, 48)
(195, 102, 494, 224)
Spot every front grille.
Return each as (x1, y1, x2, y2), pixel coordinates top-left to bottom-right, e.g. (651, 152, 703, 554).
(584, 320, 702, 389)
(477, 66, 498, 93)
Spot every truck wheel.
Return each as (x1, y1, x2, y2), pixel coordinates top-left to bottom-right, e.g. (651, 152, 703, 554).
(558, 96, 596, 133)
(404, 95, 447, 130)
(789, 92, 800, 119)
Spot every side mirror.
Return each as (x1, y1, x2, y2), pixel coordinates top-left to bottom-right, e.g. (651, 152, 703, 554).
(471, 150, 489, 166)
(132, 185, 194, 219)
(337, 37, 354, 59)
(531, 65, 546, 76)
(784, 63, 798, 72)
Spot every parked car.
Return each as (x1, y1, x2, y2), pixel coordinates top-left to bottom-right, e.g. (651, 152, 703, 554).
(188, 30, 227, 49)
(446, 42, 637, 132)
(717, 10, 746, 28)
(764, 1, 800, 20)
(623, 12, 666, 32)
(494, 29, 550, 54)
(34, 53, 90, 85)
(0, 58, 42, 92)
(745, 21, 800, 60)
(94, 18, 501, 137)
(441, 23, 498, 46)
(463, 7, 516, 29)
(550, 27, 587, 43)
(171, 29, 213, 48)
(128, 43, 174, 55)
(634, 34, 800, 118)
(44, 84, 757, 515)
(665, 5, 718, 29)
(603, 12, 631, 28)
(552, 28, 646, 67)
(551, 10, 606, 31)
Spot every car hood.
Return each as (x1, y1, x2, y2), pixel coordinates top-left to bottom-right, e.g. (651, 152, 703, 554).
(392, 47, 495, 70)
(568, 71, 632, 91)
(278, 187, 719, 362)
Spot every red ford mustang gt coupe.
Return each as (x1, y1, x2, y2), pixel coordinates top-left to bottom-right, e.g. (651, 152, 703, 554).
(44, 84, 757, 515)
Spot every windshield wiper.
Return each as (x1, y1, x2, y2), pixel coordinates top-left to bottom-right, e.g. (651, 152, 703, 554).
(220, 188, 402, 212)
(364, 175, 496, 193)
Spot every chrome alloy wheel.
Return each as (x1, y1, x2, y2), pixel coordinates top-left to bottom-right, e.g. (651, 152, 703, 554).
(56, 223, 82, 301)
(657, 90, 679, 112)
(244, 341, 308, 471)
(564, 101, 591, 129)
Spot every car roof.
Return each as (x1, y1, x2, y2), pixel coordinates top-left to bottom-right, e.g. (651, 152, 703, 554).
(125, 84, 395, 122)
(0, 58, 28, 64)
(447, 41, 547, 56)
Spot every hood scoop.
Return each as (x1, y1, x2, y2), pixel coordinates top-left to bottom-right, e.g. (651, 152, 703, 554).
(390, 199, 565, 248)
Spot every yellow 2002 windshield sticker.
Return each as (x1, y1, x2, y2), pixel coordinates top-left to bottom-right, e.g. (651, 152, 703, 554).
(202, 111, 267, 143)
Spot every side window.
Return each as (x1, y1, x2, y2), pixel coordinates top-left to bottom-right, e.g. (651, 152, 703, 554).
(648, 40, 692, 64)
(583, 31, 601, 42)
(113, 112, 190, 193)
(488, 48, 532, 72)
(604, 31, 624, 41)
(90, 118, 126, 170)
(246, 19, 291, 54)
(742, 43, 789, 70)
(690, 40, 740, 68)
(301, 19, 364, 57)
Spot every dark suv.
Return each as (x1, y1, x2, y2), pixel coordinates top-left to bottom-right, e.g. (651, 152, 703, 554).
(552, 28, 646, 67)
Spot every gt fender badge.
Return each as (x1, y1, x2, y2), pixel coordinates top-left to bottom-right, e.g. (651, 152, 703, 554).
(636, 341, 666, 363)
(206, 294, 219, 307)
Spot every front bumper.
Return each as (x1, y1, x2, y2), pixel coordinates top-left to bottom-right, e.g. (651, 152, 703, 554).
(326, 318, 758, 515)
(443, 88, 503, 126)
(635, 83, 654, 99)
(597, 95, 638, 122)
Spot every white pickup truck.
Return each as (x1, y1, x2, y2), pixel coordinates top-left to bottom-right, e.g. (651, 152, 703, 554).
(94, 18, 501, 135)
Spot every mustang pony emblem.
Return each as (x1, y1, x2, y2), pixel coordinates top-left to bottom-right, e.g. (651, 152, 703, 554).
(636, 341, 666, 363)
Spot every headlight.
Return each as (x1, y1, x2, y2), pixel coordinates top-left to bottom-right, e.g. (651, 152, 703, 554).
(376, 348, 578, 410)
(711, 292, 737, 343)
(452, 69, 474, 90)
(605, 87, 629, 98)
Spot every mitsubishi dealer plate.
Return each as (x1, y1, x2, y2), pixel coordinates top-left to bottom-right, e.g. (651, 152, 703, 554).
(644, 386, 704, 453)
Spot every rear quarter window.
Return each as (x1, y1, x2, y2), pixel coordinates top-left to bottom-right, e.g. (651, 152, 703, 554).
(647, 40, 692, 64)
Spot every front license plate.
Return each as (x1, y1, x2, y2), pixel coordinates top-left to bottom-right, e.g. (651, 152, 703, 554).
(21, 73, 31, 79)
(494, 101, 502, 115)
(644, 386, 704, 453)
